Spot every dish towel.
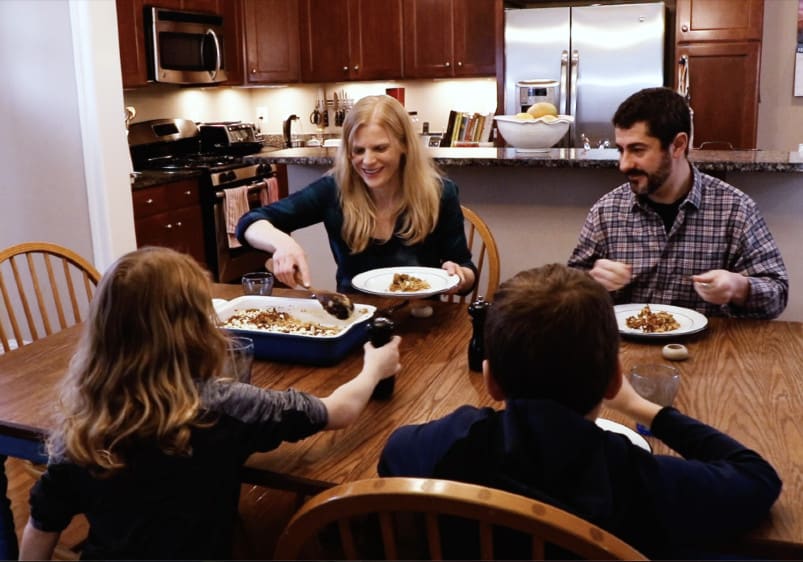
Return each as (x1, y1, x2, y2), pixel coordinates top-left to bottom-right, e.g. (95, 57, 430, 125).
(224, 185, 251, 249)
(265, 176, 280, 205)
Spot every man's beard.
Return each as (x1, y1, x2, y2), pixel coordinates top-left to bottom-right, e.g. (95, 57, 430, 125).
(624, 150, 672, 196)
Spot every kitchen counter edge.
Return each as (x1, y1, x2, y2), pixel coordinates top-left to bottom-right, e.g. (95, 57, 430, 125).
(243, 147, 803, 173)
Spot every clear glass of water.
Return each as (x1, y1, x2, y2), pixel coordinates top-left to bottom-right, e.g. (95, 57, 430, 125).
(629, 364, 680, 436)
(223, 336, 255, 384)
(242, 272, 274, 296)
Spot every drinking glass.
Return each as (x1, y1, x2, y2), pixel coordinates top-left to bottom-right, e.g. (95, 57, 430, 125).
(223, 336, 255, 384)
(629, 364, 680, 436)
(242, 272, 274, 296)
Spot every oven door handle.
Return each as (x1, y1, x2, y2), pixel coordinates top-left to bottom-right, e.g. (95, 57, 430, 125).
(215, 180, 268, 200)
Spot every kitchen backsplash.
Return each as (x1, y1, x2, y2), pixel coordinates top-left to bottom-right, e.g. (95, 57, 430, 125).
(123, 78, 497, 141)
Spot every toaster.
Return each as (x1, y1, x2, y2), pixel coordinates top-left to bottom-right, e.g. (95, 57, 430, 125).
(199, 122, 263, 155)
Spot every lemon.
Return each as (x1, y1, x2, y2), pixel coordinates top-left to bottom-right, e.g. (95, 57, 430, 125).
(515, 112, 535, 120)
(527, 102, 558, 118)
(540, 114, 558, 123)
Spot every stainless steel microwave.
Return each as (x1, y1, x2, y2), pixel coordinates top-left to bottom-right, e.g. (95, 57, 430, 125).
(145, 6, 228, 85)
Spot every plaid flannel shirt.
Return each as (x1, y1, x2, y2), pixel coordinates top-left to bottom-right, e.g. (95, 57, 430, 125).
(568, 166, 788, 319)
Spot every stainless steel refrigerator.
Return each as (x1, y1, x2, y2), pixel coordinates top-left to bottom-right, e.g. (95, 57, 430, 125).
(504, 2, 665, 148)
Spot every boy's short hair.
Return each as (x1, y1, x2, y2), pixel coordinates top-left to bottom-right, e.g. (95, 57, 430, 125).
(613, 87, 691, 153)
(484, 264, 619, 414)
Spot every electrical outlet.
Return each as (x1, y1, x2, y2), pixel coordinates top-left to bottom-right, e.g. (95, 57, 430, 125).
(256, 106, 267, 122)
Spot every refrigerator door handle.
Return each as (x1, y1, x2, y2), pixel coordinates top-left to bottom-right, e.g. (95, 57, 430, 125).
(560, 50, 569, 115)
(569, 49, 579, 145)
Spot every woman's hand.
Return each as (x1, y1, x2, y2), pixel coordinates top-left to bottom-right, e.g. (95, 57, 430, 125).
(271, 236, 311, 288)
(442, 261, 475, 295)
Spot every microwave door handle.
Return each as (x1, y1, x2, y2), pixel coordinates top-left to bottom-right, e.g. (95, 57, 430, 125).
(205, 28, 222, 80)
(559, 50, 569, 115)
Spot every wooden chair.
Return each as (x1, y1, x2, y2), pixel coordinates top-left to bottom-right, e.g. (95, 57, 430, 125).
(0, 242, 100, 560)
(443, 206, 500, 304)
(0, 241, 101, 353)
(273, 477, 648, 561)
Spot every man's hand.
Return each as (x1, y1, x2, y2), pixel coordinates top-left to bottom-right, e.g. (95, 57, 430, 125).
(589, 259, 632, 291)
(442, 261, 475, 294)
(692, 269, 749, 306)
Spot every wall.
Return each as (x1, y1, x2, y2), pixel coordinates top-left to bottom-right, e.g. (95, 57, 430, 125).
(0, 1, 92, 257)
(757, 0, 803, 150)
(123, 78, 498, 138)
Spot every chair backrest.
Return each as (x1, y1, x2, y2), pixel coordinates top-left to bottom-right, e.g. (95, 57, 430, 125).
(274, 477, 648, 561)
(443, 206, 500, 304)
(0, 242, 101, 353)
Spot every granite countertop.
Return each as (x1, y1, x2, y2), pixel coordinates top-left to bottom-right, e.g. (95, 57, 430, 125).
(131, 169, 203, 190)
(244, 146, 803, 173)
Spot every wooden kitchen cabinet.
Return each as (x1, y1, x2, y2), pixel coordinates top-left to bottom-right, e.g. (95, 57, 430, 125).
(674, 0, 764, 149)
(676, 41, 760, 150)
(116, 0, 242, 88)
(299, 0, 403, 83)
(676, 0, 764, 42)
(132, 179, 207, 267)
(243, 0, 300, 84)
(403, 0, 498, 79)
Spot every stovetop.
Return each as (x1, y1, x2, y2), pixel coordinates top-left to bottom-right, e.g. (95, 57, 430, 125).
(141, 153, 242, 172)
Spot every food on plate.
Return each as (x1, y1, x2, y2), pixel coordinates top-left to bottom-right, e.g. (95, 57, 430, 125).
(625, 305, 681, 333)
(515, 112, 535, 120)
(388, 272, 431, 292)
(222, 307, 341, 336)
(527, 101, 558, 118)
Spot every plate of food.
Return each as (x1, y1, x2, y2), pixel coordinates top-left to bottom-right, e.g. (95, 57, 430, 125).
(595, 418, 651, 452)
(614, 303, 708, 338)
(351, 266, 459, 298)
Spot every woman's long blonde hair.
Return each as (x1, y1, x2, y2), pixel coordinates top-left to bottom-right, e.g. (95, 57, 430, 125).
(47, 247, 229, 474)
(333, 95, 444, 253)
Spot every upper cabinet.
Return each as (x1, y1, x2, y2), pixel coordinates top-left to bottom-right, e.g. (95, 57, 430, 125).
(674, 0, 764, 149)
(403, 0, 498, 79)
(299, 0, 403, 83)
(116, 0, 242, 88)
(243, 0, 300, 84)
(676, 0, 763, 42)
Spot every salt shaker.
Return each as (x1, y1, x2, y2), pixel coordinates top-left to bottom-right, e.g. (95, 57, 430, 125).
(468, 297, 491, 372)
(367, 316, 396, 399)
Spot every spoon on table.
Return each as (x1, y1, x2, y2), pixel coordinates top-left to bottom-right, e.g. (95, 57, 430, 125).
(295, 271, 354, 320)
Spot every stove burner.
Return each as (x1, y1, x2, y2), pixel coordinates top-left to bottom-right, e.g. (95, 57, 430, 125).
(144, 153, 238, 170)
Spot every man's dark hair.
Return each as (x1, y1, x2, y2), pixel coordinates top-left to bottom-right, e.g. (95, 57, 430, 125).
(484, 264, 619, 415)
(612, 87, 691, 152)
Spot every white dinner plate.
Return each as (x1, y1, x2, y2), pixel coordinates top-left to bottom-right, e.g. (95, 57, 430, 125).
(595, 418, 652, 452)
(351, 266, 459, 298)
(614, 303, 708, 339)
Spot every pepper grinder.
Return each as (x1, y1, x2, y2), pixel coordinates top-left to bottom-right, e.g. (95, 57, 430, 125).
(367, 316, 396, 400)
(468, 297, 491, 372)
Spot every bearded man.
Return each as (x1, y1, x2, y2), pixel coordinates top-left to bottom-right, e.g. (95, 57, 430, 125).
(568, 87, 787, 319)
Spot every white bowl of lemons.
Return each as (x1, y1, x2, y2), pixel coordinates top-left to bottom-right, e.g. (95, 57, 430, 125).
(494, 102, 574, 152)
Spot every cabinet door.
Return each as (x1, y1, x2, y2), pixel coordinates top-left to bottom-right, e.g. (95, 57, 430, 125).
(676, 0, 764, 42)
(244, 0, 300, 83)
(348, 0, 403, 80)
(116, 0, 150, 88)
(675, 41, 760, 149)
(169, 206, 207, 266)
(299, 0, 352, 83)
(453, 0, 497, 77)
(403, 0, 455, 78)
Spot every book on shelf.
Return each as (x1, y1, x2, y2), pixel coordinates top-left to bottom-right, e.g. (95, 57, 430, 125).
(440, 110, 496, 146)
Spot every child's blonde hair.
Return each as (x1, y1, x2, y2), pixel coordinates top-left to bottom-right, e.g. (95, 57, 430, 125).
(47, 247, 229, 474)
(333, 94, 444, 253)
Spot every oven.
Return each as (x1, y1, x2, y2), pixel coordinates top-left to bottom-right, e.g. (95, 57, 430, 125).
(203, 163, 277, 283)
(129, 118, 276, 283)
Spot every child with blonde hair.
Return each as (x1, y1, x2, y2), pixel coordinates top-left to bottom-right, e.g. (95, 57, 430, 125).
(20, 247, 400, 560)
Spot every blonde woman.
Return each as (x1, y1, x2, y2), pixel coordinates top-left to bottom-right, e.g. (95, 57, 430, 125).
(19, 247, 400, 560)
(237, 95, 476, 294)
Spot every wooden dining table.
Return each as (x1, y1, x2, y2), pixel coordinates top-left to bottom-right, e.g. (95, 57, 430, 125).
(1, 284, 801, 557)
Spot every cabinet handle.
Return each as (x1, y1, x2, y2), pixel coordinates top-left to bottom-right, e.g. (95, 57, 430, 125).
(681, 24, 688, 32)
(146, 198, 154, 204)
(184, 190, 192, 195)
(457, 61, 463, 67)
(343, 66, 349, 72)
(165, 224, 173, 229)
(445, 61, 451, 67)
(353, 65, 359, 71)
(176, 221, 182, 227)
(251, 68, 256, 73)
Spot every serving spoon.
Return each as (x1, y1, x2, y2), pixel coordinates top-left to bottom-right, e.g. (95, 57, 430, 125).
(295, 271, 354, 320)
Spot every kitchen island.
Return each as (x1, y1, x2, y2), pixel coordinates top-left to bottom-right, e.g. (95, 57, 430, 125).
(245, 147, 803, 321)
